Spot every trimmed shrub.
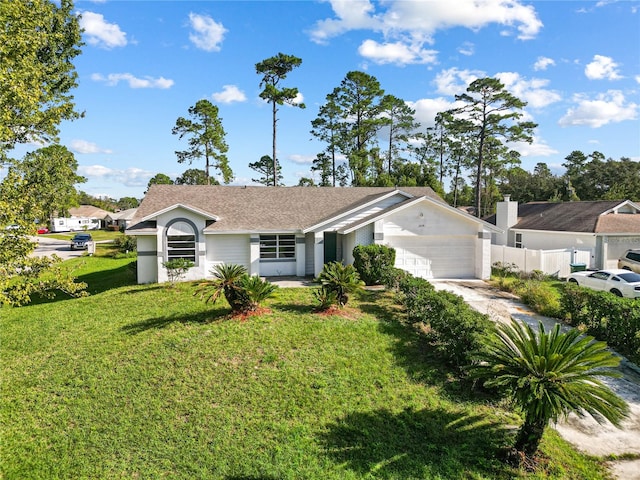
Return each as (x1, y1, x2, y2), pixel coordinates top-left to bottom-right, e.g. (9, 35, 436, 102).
(113, 235, 137, 253)
(353, 244, 396, 285)
(162, 258, 194, 285)
(396, 273, 492, 370)
(561, 283, 640, 363)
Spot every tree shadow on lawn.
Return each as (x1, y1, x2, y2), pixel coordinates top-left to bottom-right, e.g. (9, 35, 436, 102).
(121, 308, 231, 334)
(319, 406, 513, 479)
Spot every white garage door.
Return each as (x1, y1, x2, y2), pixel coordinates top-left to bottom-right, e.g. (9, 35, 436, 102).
(389, 235, 476, 279)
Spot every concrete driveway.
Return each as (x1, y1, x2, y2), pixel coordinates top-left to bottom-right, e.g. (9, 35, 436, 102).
(431, 280, 640, 480)
(30, 236, 87, 261)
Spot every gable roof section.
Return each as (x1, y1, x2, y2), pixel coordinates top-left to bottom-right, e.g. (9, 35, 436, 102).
(130, 185, 443, 233)
(339, 196, 502, 234)
(485, 200, 640, 233)
(68, 205, 110, 219)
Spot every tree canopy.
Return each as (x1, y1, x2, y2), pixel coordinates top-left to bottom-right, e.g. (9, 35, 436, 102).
(172, 99, 232, 184)
(256, 53, 305, 186)
(0, 0, 83, 160)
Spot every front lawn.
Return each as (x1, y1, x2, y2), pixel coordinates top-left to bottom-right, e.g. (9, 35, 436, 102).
(1, 257, 610, 479)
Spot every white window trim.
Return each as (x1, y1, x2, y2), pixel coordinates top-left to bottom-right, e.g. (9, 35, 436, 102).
(164, 218, 199, 265)
(259, 234, 296, 260)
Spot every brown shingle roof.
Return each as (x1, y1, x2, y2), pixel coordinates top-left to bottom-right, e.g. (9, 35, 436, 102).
(130, 185, 443, 232)
(485, 200, 640, 233)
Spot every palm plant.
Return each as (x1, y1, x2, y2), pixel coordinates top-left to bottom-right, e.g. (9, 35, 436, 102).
(471, 320, 629, 462)
(316, 261, 364, 307)
(196, 263, 248, 313)
(240, 274, 278, 311)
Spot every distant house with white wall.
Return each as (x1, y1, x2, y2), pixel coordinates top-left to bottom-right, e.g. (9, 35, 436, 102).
(105, 208, 138, 230)
(126, 185, 501, 284)
(51, 205, 111, 232)
(486, 196, 640, 269)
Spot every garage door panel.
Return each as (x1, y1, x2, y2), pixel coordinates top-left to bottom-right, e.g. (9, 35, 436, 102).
(389, 235, 475, 279)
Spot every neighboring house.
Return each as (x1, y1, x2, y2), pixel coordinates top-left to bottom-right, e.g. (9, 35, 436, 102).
(105, 208, 138, 230)
(126, 185, 501, 284)
(51, 205, 111, 232)
(487, 196, 640, 269)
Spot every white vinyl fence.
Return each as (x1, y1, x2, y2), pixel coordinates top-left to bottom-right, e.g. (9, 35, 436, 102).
(491, 245, 593, 278)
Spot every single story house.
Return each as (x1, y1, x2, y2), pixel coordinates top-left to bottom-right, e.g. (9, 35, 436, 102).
(105, 208, 138, 230)
(486, 196, 640, 269)
(126, 185, 502, 284)
(51, 205, 111, 232)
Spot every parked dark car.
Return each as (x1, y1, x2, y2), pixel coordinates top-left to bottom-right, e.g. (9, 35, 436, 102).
(71, 233, 93, 250)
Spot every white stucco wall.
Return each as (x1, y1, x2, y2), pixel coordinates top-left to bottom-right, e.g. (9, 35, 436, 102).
(513, 230, 596, 251)
(136, 235, 158, 284)
(155, 207, 208, 283)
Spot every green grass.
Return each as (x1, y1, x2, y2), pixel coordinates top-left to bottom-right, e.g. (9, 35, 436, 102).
(1, 258, 611, 479)
(45, 229, 124, 242)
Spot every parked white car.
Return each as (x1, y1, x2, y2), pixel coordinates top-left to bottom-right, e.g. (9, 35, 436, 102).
(567, 269, 640, 299)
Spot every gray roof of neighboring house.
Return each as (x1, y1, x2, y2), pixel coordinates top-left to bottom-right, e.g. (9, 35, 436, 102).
(485, 200, 640, 234)
(106, 208, 138, 221)
(128, 185, 444, 233)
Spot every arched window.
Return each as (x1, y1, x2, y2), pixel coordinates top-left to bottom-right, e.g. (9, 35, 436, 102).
(165, 220, 197, 263)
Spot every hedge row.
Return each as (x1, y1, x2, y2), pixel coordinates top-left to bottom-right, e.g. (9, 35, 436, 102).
(387, 268, 494, 371)
(561, 284, 640, 363)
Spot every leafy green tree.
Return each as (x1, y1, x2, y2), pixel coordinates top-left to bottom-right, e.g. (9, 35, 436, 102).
(256, 53, 305, 186)
(443, 78, 536, 217)
(172, 99, 232, 184)
(0, 0, 83, 160)
(117, 197, 140, 210)
(8, 145, 85, 222)
(332, 71, 386, 186)
(379, 94, 418, 176)
(146, 173, 174, 193)
(0, 0, 86, 306)
(310, 152, 333, 187)
(471, 320, 628, 462)
(310, 92, 342, 186)
(0, 172, 87, 306)
(175, 168, 215, 185)
(297, 177, 315, 187)
(249, 155, 283, 186)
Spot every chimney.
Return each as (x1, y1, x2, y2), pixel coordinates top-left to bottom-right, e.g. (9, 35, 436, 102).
(495, 195, 518, 245)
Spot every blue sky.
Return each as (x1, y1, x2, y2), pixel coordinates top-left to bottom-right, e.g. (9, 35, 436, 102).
(17, 0, 640, 199)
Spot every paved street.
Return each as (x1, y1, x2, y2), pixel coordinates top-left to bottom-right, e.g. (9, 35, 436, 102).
(30, 236, 86, 261)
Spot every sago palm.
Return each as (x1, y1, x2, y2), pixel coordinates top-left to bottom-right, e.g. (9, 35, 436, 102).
(472, 320, 628, 460)
(317, 261, 364, 307)
(196, 263, 248, 312)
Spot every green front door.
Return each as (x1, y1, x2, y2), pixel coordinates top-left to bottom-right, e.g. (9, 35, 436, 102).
(324, 232, 337, 264)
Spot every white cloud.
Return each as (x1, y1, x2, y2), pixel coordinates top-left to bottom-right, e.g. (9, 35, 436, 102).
(78, 165, 156, 187)
(559, 90, 637, 128)
(509, 136, 558, 157)
(458, 42, 474, 56)
(358, 39, 438, 65)
(585, 55, 623, 80)
(407, 97, 457, 127)
(309, 0, 542, 67)
(496, 72, 562, 108)
(433, 67, 485, 96)
(533, 56, 555, 71)
(212, 85, 247, 104)
(78, 11, 127, 49)
(188, 12, 226, 52)
(70, 139, 112, 154)
(91, 73, 174, 89)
